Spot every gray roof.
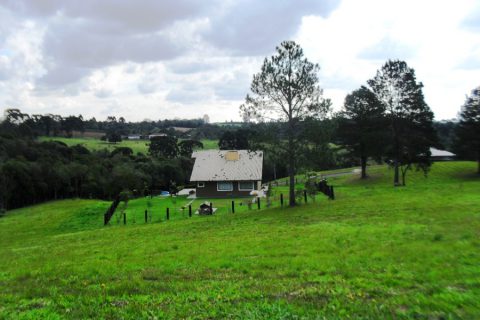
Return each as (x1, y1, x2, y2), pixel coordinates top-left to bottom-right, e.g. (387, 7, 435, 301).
(430, 148, 456, 157)
(190, 150, 263, 182)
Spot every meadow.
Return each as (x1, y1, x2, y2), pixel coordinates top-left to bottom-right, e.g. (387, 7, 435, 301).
(0, 162, 479, 319)
(38, 136, 219, 154)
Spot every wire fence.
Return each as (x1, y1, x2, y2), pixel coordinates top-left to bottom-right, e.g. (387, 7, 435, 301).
(104, 184, 335, 227)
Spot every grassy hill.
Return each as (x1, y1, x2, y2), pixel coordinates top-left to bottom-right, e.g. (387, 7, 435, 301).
(38, 136, 219, 154)
(0, 162, 479, 319)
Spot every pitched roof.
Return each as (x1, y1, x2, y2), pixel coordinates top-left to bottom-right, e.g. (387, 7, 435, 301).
(190, 150, 263, 182)
(430, 147, 456, 157)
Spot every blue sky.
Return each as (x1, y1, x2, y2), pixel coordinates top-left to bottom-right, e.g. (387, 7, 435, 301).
(0, 0, 479, 122)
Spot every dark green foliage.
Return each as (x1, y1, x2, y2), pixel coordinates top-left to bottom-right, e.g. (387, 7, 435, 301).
(148, 136, 179, 159)
(61, 115, 84, 137)
(106, 131, 122, 143)
(454, 86, 480, 173)
(218, 129, 251, 150)
(336, 86, 387, 178)
(111, 147, 133, 157)
(178, 139, 203, 157)
(433, 120, 457, 151)
(368, 60, 437, 186)
(0, 134, 189, 210)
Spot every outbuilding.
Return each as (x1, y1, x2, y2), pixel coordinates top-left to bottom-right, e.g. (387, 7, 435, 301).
(430, 147, 456, 161)
(190, 150, 263, 198)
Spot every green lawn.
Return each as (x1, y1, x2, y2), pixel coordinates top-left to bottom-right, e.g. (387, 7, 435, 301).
(38, 136, 219, 154)
(0, 162, 479, 319)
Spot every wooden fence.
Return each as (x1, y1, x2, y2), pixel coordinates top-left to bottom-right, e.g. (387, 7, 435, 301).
(103, 196, 121, 225)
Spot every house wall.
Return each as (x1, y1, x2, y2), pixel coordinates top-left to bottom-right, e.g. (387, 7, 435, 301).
(195, 181, 258, 198)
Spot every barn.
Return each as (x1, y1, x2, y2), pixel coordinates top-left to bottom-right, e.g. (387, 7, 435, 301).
(190, 150, 263, 198)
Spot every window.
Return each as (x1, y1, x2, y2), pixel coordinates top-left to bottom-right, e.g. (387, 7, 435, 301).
(238, 181, 255, 191)
(217, 182, 233, 191)
(197, 182, 205, 188)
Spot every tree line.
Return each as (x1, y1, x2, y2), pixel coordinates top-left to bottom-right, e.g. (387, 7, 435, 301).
(239, 41, 479, 205)
(1, 109, 207, 138)
(0, 130, 195, 212)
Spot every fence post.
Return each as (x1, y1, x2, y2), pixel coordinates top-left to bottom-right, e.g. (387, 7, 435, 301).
(145, 210, 148, 223)
(123, 213, 126, 225)
(189, 205, 192, 217)
(166, 207, 170, 220)
(210, 202, 213, 215)
(257, 197, 261, 210)
(304, 190, 307, 203)
(330, 186, 335, 200)
(231, 200, 235, 213)
(280, 193, 284, 206)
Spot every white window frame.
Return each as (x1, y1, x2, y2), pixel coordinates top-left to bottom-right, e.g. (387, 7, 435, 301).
(217, 181, 233, 191)
(238, 181, 255, 191)
(197, 182, 205, 188)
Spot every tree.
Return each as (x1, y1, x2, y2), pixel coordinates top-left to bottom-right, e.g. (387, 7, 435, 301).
(454, 86, 480, 174)
(336, 86, 386, 179)
(4, 108, 29, 124)
(368, 60, 436, 186)
(61, 115, 84, 137)
(178, 140, 203, 157)
(107, 131, 122, 144)
(218, 129, 251, 150)
(240, 41, 329, 206)
(149, 136, 178, 159)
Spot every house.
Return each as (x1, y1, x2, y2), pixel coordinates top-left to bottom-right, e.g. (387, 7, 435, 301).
(127, 135, 141, 140)
(430, 147, 456, 161)
(190, 150, 263, 198)
(148, 133, 167, 139)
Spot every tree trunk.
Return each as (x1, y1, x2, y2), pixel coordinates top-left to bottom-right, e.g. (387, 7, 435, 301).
(394, 159, 400, 186)
(288, 110, 295, 207)
(360, 155, 367, 179)
(288, 148, 295, 207)
(393, 135, 400, 186)
(477, 149, 480, 174)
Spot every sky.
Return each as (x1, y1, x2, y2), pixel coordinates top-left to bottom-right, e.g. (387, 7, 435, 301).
(0, 0, 479, 122)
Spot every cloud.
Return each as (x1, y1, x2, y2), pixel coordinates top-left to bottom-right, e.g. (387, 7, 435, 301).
(461, 4, 480, 31)
(2, 1, 217, 87)
(203, 0, 341, 55)
(358, 37, 415, 61)
(1, 0, 480, 122)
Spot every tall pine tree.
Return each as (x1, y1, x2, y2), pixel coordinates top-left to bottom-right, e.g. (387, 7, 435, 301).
(240, 41, 330, 206)
(454, 86, 480, 174)
(368, 60, 436, 186)
(336, 86, 386, 179)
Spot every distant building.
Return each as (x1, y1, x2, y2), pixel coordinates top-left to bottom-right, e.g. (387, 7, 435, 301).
(430, 148, 456, 161)
(148, 133, 167, 139)
(203, 114, 210, 124)
(171, 127, 193, 133)
(127, 135, 141, 140)
(190, 150, 263, 198)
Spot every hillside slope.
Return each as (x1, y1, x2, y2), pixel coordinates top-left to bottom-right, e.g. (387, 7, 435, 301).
(0, 162, 479, 319)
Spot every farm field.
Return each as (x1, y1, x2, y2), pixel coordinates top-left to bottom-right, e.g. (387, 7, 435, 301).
(0, 162, 479, 318)
(38, 136, 219, 154)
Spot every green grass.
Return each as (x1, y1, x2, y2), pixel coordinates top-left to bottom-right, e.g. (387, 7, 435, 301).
(1, 162, 479, 318)
(38, 136, 219, 154)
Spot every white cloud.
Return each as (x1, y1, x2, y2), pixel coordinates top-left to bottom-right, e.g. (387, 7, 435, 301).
(0, 0, 479, 122)
(296, 0, 480, 120)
